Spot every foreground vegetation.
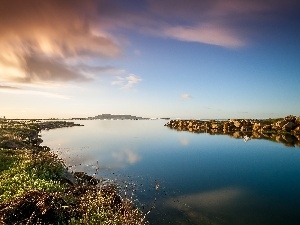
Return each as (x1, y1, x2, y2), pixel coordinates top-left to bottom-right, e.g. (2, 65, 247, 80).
(0, 119, 148, 224)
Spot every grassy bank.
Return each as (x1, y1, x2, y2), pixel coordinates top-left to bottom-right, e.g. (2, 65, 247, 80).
(0, 120, 148, 224)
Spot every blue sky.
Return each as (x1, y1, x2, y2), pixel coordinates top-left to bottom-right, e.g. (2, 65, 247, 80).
(0, 0, 299, 119)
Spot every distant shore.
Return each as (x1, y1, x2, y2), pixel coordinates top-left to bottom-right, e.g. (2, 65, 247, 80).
(165, 115, 300, 147)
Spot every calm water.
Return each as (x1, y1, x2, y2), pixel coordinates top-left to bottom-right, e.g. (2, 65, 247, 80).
(41, 120, 300, 225)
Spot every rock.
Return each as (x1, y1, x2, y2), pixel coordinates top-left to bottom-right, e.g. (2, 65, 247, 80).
(275, 135, 285, 143)
(282, 122, 296, 132)
(74, 172, 99, 186)
(232, 131, 243, 138)
(61, 169, 77, 186)
(31, 137, 43, 146)
(262, 124, 272, 132)
(0, 190, 70, 224)
(1, 139, 25, 149)
(276, 120, 287, 128)
(211, 123, 222, 129)
(281, 134, 297, 145)
(296, 117, 300, 125)
(253, 123, 262, 131)
(293, 126, 300, 133)
(241, 125, 252, 132)
(284, 115, 296, 123)
(233, 120, 241, 128)
(205, 123, 211, 129)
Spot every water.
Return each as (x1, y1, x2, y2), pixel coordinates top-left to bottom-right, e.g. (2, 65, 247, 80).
(41, 120, 300, 225)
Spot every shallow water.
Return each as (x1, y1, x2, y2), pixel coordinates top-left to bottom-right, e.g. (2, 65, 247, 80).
(42, 120, 300, 225)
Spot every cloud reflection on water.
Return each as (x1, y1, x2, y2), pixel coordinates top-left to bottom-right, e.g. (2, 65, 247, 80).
(179, 137, 190, 146)
(168, 187, 245, 209)
(165, 187, 249, 225)
(112, 148, 141, 165)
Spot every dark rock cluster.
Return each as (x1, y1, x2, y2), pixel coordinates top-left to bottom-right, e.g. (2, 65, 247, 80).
(38, 121, 83, 130)
(165, 115, 300, 147)
(0, 120, 83, 149)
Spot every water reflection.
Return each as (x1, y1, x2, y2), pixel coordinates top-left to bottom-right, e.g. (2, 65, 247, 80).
(168, 187, 245, 209)
(170, 128, 300, 148)
(226, 131, 299, 147)
(179, 137, 190, 146)
(112, 148, 141, 165)
(165, 187, 247, 225)
(41, 120, 300, 225)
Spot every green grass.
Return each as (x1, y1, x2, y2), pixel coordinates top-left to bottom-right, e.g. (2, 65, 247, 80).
(0, 149, 20, 171)
(0, 120, 148, 224)
(0, 149, 65, 203)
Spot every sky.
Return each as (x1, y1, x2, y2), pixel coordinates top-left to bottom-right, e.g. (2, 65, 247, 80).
(0, 0, 300, 119)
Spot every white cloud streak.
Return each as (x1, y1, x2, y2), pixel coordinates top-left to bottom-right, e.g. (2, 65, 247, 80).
(112, 74, 142, 90)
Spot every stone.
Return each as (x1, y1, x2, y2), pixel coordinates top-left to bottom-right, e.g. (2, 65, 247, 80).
(293, 126, 300, 133)
(262, 125, 272, 131)
(284, 115, 296, 123)
(233, 120, 241, 128)
(232, 131, 243, 138)
(253, 123, 262, 131)
(276, 120, 287, 128)
(282, 122, 296, 132)
(281, 134, 297, 144)
(211, 123, 221, 129)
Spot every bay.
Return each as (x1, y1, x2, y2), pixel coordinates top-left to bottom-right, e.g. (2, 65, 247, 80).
(41, 120, 300, 225)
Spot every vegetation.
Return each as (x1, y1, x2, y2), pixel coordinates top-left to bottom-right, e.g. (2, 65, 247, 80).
(0, 119, 148, 224)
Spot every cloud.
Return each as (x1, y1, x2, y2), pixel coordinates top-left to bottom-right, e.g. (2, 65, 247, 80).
(78, 65, 126, 75)
(112, 74, 142, 90)
(1, 0, 298, 86)
(164, 24, 245, 48)
(0, 81, 69, 99)
(118, 0, 299, 48)
(180, 93, 192, 101)
(98, 1, 251, 48)
(0, 0, 121, 85)
(148, 0, 300, 21)
(0, 86, 69, 99)
(0, 85, 21, 90)
(22, 56, 93, 83)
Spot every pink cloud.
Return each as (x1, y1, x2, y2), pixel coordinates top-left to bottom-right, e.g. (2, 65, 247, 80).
(0, 0, 121, 84)
(164, 24, 246, 48)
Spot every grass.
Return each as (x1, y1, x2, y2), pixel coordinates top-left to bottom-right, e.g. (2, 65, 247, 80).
(0, 150, 66, 203)
(0, 120, 148, 224)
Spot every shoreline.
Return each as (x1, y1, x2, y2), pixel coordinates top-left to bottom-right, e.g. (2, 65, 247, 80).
(0, 120, 148, 224)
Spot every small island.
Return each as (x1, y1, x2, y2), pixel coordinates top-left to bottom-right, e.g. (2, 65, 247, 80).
(70, 114, 149, 120)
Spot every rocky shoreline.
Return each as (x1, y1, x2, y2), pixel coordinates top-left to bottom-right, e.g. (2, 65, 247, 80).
(0, 120, 147, 224)
(0, 120, 82, 149)
(165, 115, 300, 147)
